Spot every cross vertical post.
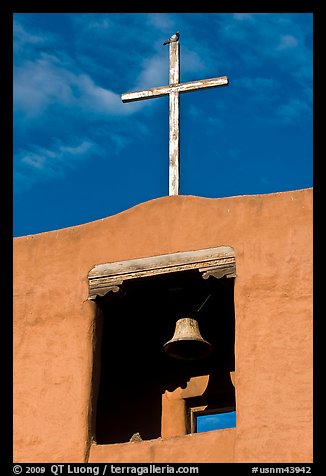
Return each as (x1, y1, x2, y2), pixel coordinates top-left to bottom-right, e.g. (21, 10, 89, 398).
(169, 41, 180, 196)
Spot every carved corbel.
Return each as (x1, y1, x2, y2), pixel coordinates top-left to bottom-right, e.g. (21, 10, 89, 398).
(199, 264, 236, 280)
(88, 282, 123, 301)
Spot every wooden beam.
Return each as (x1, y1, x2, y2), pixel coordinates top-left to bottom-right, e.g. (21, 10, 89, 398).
(121, 36, 229, 196)
(89, 246, 235, 278)
(170, 41, 180, 85)
(169, 90, 180, 195)
(121, 76, 229, 103)
(169, 42, 180, 196)
(88, 246, 236, 299)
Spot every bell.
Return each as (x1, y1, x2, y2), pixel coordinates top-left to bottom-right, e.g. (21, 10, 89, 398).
(163, 317, 212, 360)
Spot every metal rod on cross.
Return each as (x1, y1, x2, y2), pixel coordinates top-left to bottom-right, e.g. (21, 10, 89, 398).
(121, 33, 229, 196)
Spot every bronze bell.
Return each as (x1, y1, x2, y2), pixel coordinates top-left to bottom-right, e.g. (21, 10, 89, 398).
(163, 317, 212, 360)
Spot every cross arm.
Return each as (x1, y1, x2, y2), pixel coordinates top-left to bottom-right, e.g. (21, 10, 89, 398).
(121, 76, 229, 103)
(121, 85, 172, 103)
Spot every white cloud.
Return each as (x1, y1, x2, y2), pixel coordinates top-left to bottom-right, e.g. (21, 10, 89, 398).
(188, 104, 201, 119)
(14, 52, 142, 121)
(77, 74, 127, 115)
(236, 75, 311, 125)
(75, 15, 113, 32)
(187, 104, 224, 135)
(205, 118, 224, 137)
(14, 20, 46, 46)
(236, 76, 281, 105)
(14, 120, 150, 192)
(14, 18, 57, 51)
(276, 34, 299, 50)
(182, 49, 206, 77)
(220, 13, 311, 74)
(233, 13, 254, 21)
(147, 13, 175, 31)
(15, 139, 99, 192)
(57, 141, 94, 156)
(133, 54, 168, 90)
(14, 54, 75, 117)
(20, 139, 95, 170)
(276, 97, 311, 124)
(237, 76, 280, 92)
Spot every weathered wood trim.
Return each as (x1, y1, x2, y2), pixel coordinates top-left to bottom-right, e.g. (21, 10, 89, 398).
(169, 41, 180, 85)
(121, 76, 229, 103)
(169, 90, 180, 196)
(169, 41, 180, 196)
(200, 264, 236, 280)
(88, 246, 236, 300)
(89, 247, 234, 278)
(88, 285, 121, 301)
(121, 37, 229, 199)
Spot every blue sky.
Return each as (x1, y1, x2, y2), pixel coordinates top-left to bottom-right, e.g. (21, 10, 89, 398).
(197, 410, 236, 432)
(13, 13, 313, 237)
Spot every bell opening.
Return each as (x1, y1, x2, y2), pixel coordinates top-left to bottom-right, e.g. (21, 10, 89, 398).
(163, 338, 212, 360)
(94, 268, 235, 444)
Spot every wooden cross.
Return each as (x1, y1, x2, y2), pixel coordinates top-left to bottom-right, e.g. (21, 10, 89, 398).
(121, 37, 229, 196)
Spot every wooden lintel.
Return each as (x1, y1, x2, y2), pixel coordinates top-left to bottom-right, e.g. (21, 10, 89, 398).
(89, 247, 235, 279)
(88, 246, 235, 299)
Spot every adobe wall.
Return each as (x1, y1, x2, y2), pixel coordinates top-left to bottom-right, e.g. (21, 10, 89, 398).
(13, 188, 313, 463)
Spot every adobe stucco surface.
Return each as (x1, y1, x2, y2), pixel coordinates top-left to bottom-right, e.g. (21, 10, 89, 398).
(13, 189, 313, 463)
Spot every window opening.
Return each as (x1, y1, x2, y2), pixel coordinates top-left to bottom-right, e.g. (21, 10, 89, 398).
(191, 406, 236, 433)
(90, 249, 236, 444)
